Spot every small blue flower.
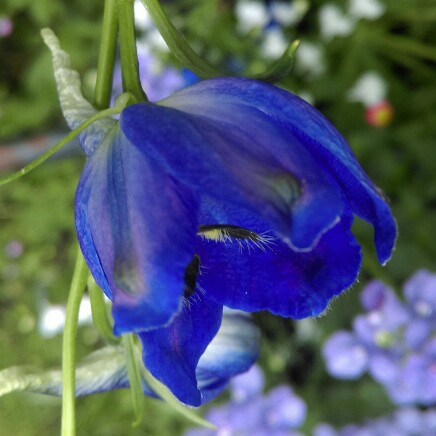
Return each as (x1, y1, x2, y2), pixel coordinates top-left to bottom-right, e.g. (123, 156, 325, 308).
(185, 364, 307, 436)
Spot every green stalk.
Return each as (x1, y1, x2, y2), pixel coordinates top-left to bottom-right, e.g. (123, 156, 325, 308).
(118, 0, 148, 102)
(94, 0, 119, 110)
(141, 0, 298, 83)
(61, 250, 88, 436)
(0, 101, 128, 187)
(141, 0, 218, 78)
(88, 275, 119, 345)
(123, 334, 145, 425)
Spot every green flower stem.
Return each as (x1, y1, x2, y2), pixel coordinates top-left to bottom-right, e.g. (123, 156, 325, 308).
(141, 0, 298, 82)
(61, 249, 89, 436)
(94, 0, 119, 110)
(88, 275, 120, 345)
(117, 0, 148, 102)
(0, 96, 130, 187)
(141, 0, 218, 78)
(123, 334, 145, 426)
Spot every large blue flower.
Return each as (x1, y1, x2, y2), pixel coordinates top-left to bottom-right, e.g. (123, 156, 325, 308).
(43, 30, 396, 406)
(73, 77, 396, 404)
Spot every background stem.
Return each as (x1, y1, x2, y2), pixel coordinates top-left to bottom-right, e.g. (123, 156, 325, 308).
(61, 250, 88, 436)
(94, 0, 119, 110)
(118, 0, 148, 102)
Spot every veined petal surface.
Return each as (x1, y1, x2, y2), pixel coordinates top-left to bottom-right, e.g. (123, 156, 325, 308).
(160, 77, 396, 263)
(139, 299, 223, 406)
(195, 215, 362, 318)
(75, 126, 198, 333)
(120, 102, 345, 251)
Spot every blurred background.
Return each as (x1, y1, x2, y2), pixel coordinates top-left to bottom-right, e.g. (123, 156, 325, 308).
(0, 0, 435, 434)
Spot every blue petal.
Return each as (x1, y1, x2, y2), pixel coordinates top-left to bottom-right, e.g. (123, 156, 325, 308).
(120, 102, 345, 251)
(195, 215, 362, 318)
(161, 78, 397, 263)
(138, 299, 223, 406)
(196, 310, 260, 403)
(75, 126, 198, 334)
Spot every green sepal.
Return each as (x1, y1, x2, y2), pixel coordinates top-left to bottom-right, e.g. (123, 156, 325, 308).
(252, 40, 300, 83)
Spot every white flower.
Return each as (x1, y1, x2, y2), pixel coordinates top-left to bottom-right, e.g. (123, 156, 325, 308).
(134, 0, 153, 31)
(349, 0, 385, 20)
(348, 71, 387, 107)
(270, 0, 309, 27)
(261, 27, 288, 59)
(38, 296, 93, 338)
(235, 0, 269, 33)
(319, 4, 355, 40)
(295, 41, 325, 76)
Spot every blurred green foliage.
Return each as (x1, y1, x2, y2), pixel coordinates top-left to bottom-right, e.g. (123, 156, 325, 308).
(1, 0, 436, 434)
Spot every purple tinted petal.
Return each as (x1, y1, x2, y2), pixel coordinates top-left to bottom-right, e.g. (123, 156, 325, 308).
(120, 101, 345, 251)
(162, 77, 396, 263)
(312, 423, 338, 436)
(75, 127, 198, 333)
(423, 409, 436, 432)
(387, 355, 424, 405)
(322, 331, 368, 379)
(138, 299, 222, 406)
(368, 352, 399, 385)
(404, 270, 436, 319)
(353, 299, 408, 347)
(394, 408, 425, 434)
(230, 364, 264, 403)
(263, 386, 307, 429)
(360, 280, 393, 311)
(405, 318, 431, 350)
(195, 217, 361, 319)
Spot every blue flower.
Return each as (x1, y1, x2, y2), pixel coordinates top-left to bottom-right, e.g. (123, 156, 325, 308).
(74, 77, 396, 404)
(43, 29, 396, 406)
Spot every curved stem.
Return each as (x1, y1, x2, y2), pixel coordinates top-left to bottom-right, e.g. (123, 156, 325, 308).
(118, 0, 148, 102)
(94, 0, 119, 110)
(141, 0, 299, 83)
(0, 101, 128, 187)
(61, 249, 88, 436)
(141, 0, 218, 78)
(123, 334, 145, 426)
(88, 275, 119, 345)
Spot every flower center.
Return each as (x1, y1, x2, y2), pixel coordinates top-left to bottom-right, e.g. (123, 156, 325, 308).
(198, 224, 263, 242)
